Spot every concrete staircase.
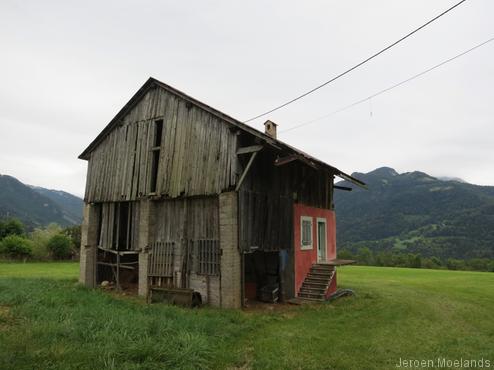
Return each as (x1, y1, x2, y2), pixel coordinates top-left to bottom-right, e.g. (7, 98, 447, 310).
(297, 264, 335, 301)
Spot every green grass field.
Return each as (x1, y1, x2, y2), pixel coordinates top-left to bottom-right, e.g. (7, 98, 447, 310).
(0, 263, 493, 369)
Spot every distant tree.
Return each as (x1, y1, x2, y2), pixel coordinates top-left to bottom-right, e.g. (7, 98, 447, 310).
(374, 252, 384, 266)
(431, 256, 442, 267)
(466, 258, 490, 272)
(422, 256, 442, 270)
(63, 225, 81, 254)
(0, 235, 33, 259)
(357, 247, 373, 265)
(408, 254, 422, 268)
(338, 249, 355, 260)
(446, 258, 465, 271)
(0, 218, 25, 240)
(393, 254, 407, 267)
(421, 258, 434, 269)
(487, 260, 494, 272)
(379, 251, 395, 267)
(46, 233, 73, 260)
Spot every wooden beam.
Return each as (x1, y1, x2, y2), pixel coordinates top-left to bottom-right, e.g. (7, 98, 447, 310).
(116, 253, 121, 290)
(235, 151, 258, 191)
(97, 246, 139, 255)
(236, 145, 263, 155)
(96, 261, 136, 270)
(329, 175, 335, 210)
(337, 173, 367, 189)
(274, 154, 297, 166)
(274, 154, 318, 170)
(334, 185, 352, 191)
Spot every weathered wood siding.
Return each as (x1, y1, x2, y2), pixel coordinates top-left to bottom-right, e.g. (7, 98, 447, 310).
(149, 197, 220, 305)
(85, 87, 239, 202)
(238, 190, 292, 251)
(238, 149, 332, 252)
(152, 197, 219, 242)
(242, 149, 330, 207)
(98, 202, 140, 251)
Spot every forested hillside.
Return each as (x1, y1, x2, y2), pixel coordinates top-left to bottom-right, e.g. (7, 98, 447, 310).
(334, 167, 494, 259)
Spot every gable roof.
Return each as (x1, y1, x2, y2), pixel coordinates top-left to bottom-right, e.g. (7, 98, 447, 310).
(79, 77, 366, 188)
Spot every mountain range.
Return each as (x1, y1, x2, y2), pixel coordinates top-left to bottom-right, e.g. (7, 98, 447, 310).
(334, 167, 494, 259)
(0, 174, 83, 228)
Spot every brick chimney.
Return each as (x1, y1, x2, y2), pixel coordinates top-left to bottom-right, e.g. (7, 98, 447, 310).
(264, 120, 277, 139)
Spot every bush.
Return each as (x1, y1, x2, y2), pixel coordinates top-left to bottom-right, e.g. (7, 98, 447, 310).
(357, 247, 373, 265)
(30, 224, 63, 259)
(375, 251, 394, 267)
(63, 225, 81, 257)
(408, 254, 422, 268)
(446, 258, 466, 271)
(46, 234, 73, 259)
(0, 235, 33, 259)
(488, 261, 494, 272)
(0, 218, 25, 240)
(466, 258, 490, 272)
(422, 257, 442, 270)
(338, 249, 355, 260)
(431, 256, 442, 267)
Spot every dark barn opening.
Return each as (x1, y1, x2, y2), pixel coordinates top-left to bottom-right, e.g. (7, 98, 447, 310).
(95, 201, 140, 292)
(96, 250, 139, 291)
(244, 251, 280, 304)
(150, 119, 163, 194)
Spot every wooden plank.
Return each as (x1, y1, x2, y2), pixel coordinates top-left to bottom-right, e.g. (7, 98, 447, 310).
(274, 154, 297, 166)
(235, 151, 258, 192)
(236, 145, 263, 155)
(274, 154, 318, 169)
(97, 262, 135, 270)
(334, 185, 352, 191)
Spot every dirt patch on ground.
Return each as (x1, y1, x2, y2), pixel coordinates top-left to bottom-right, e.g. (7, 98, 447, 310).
(0, 305, 14, 330)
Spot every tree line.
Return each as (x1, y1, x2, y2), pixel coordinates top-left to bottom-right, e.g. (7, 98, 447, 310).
(0, 218, 80, 261)
(338, 247, 494, 272)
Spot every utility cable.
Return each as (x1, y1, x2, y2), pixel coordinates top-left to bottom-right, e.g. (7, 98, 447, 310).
(243, 0, 469, 123)
(279, 37, 494, 134)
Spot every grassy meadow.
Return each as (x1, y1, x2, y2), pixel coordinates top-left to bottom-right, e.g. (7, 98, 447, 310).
(0, 262, 493, 369)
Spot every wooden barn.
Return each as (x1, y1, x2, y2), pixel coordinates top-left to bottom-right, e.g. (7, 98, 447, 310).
(78, 77, 365, 308)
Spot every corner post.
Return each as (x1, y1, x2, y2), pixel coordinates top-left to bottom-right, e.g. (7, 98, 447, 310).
(79, 203, 99, 288)
(219, 192, 241, 308)
(138, 200, 155, 297)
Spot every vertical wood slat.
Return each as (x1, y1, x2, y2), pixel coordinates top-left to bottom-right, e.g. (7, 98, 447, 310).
(238, 190, 294, 252)
(98, 202, 139, 251)
(84, 88, 238, 203)
(148, 241, 174, 277)
(195, 239, 219, 276)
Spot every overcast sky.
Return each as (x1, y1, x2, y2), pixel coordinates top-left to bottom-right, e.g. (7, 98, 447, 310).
(1, 0, 493, 197)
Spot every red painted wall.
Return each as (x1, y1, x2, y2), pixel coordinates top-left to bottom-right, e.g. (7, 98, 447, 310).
(326, 271, 337, 298)
(293, 204, 336, 295)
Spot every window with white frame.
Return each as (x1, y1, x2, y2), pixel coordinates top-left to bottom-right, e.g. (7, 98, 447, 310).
(300, 216, 313, 250)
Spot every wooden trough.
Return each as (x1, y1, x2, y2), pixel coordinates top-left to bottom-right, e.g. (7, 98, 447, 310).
(149, 287, 202, 308)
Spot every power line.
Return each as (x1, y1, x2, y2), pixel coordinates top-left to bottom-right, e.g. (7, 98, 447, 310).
(243, 0, 469, 123)
(279, 37, 494, 134)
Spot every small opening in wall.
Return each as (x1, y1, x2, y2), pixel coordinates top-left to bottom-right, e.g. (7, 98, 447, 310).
(244, 251, 280, 305)
(154, 120, 163, 147)
(150, 151, 160, 193)
(150, 119, 163, 193)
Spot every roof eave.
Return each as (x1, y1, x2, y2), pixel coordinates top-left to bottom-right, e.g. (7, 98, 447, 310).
(78, 77, 366, 189)
(78, 77, 157, 160)
(78, 77, 283, 160)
